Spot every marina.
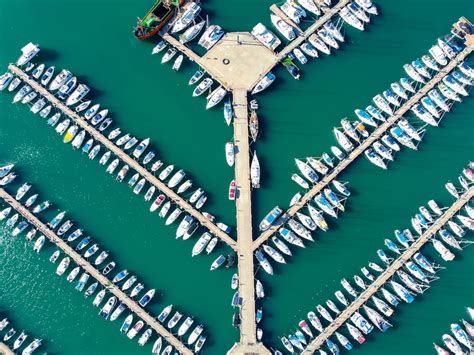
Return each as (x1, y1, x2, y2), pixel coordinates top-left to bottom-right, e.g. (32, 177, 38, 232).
(0, 187, 193, 355)
(302, 185, 473, 353)
(0, 0, 473, 353)
(0, 342, 13, 355)
(7, 64, 237, 250)
(253, 43, 473, 250)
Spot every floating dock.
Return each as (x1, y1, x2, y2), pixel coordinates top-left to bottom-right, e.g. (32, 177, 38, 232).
(0, 187, 193, 355)
(253, 45, 473, 250)
(8, 64, 237, 250)
(302, 186, 474, 353)
(0, 342, 13, 355)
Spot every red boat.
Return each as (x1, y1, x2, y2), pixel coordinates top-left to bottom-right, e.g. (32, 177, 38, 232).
(149, 194, 166, 212)
(134, 0, 186, 40)
(228, 180, 237, 200)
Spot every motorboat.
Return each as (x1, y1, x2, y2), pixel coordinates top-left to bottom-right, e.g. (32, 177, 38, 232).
(348, 1, 370, 22)
(206, 86, 227, 109)
(178, 317, 194, 337)
(210, 255, 226, 271)
(251, 23, 281, 50)
(17, 43, 40, 66)
(138, 289, 155, 307)
(138, 328, 152, 346)
(192, 78, 213, 97)
(307, 157, 329, 175)
(21, 91, 38, 104)
(295, 158, 318, 183)
(262, 244, 286, 263)
(300, 42, 319, 58)
(57, 76, 78, 100)
(350, 311, 373, 334)
(298, 0, 321, 15)
(38, 105, 52, 118)
(0, 72, 13, 91)
(151, 41, 166, 54)
(318, 29, 339, 49)
(316, 304, 333, 322)
(198, 25, 224, 50)
(179, 21, 206, 44)
(66, 84, 90, 106)
(259, 206, 283, 231)
(372, 141, 393, 161)
(429, 45, 448, 66)
(412, 58, 432, 79)
(32, 200, 50, 214)
(7, 77, 21, 92)
(172, 54, 184, 71)
(252, 72, 276, 95)
(279, 227, 305, 248)
(56, 257, 70, 276)
(157, 304, 173, 323)
(255, 250, 274, 275)
(270, 14, 296, 41)
(21, 338, 42, 355)
(390, 126, 417, 150)
(314, 194, 337, 218)
(91, 109, 109, 126)
(127, 320, 144, 339)
(12, 84, 32, 103)
(251, 153, 261, 188)
(403, 63, 426, 83)
(130, 283, 145, 298)
(442, 334, 463, 354)
(288, 218, 313, 240)
(271, 236, 292, 256)
(161, 47, 177, 64)
(188, 70, 204, 85)
(167, 311, 183, 329)
(192, 233, 211, 256)
(355, 0, 378, 14)
(171, 2, 201, 33)
(383, 89, 401, 107)
(83, 244, 99, 258)
(187, 325, 203, 345)
(280, 1, 306, 24)
(194, 335, 206, 352)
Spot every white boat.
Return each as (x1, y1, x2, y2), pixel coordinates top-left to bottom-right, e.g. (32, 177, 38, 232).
(293, 48, 308, 65)
(66, 84, 90, 106)
(255, 250, 273, 275)
(21, 338, 42, 355)
(373, 94, 393, 115)
(127, 320, 144, 339)
(168, 169, 185, 188)
(280, 1, 306, 24)
(429, 45, 448, 66)
(270, 14, 296, 41)
(17, 43, 40, 66)
(187, 325, 203, 345)
(432, 239, 455, 261)
(151, 41, 166, 54)
(333, 128, 354, 152)
(206, 86, 227, 109)
(192, 78, 213, 97)
(192, 232, 211, 256)
(161, 47, 177, 64)
(13, 331, 28, 350)
(403, 63, 426, 83)
(340, 6, 364, 31)
(308, 34, 330, 55)
(7, 77, 21, 92)
(49, 69, 72, 91)
(0, 72, 13, 91)
(251, 23, 281, 50)
(442, 334, 463, 354)
(365, 148, 387, 169)
(172, 54, 184, 71)
(198, 25, 224, 50)
(138, 328, 152, 346)
(252, 72, 276, 95)
(178, 317, 194, 337)
(171, 2, 201, 33)
(225, 142, 235, 166)
(318, 29, 338, 49)
(179, 21, 206, 44)
(56, 257, 70, 276)
(251, 153, 261, 188)
(262, 244, 286, 263)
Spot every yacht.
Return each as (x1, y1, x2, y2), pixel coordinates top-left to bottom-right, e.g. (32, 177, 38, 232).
(251, 153, 261, 188)
(412, 58, 431, 79)
(270, 14, 296, 41)
(138, 289, 155, 307)
(151, 41, 166, 54)
(390, 126, 417, 150)
(172, 54, 184, 71)
(127, 320, 144, 339)
(178, 317, 194, 337)
(280, 1, 306, 24)
(442, 75, 468, 96)
(259, 206, 283, 231)
(300, 42, 319, 58)
(350, 311, 374, 334)
(7, 77, 21, 91)
(314, 194, 337, 218)
(167, 311, 183, 329)
(206, 86, 227, 109)
(187, 325, 203, 345)
(348, 2, 370, 22)
(66, 84, 90, 106)
(298, 0, 321, 15)
(429, 45, 448, 66)
(262, 244, 286, 264)
(17, 43, 40, 66)
(428, 89, 450, 112)
(442, 334, 463, 354)
(373, 94, 393, 115)
(318, 29, 339, 49)
(198, 25, 224, 50)
(210, 255, 226, 270)
(192, 78, 213, 97)
(295, 158, 318, 183)
(383, 89, 401, 106)
(138, 328, 152, 346)
(179, 21, 206, 44)
(316, 304, 333, 322)
(157, 305, 173, 323)
(192, 232, 211, 256)
(355, 0, 378, 14)
(279, 227, 305, 248)
(308, 34, 330, 55)
(171, 2, 201, 33)
(255, 250, 274, 275)
(365, 148, 387, 169)
(251, 23, 281, 50)
(403, 63, 426, 83)
(372, 141, 393, 161)
(252, 72, 276, 95)
(12, 85, 31, 103)
(363, 305, 392, 332)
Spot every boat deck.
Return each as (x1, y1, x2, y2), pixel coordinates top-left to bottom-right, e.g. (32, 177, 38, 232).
(0, 188, 193, 355)
(8, 64, 237, 251)
(0, 342, 13, 355)
(302, 186, 474, 353)
(269, 4, 303, 33)
(253, 45, 473, 250)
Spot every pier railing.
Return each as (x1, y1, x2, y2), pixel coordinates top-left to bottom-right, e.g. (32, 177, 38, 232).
(8, 64, 237, 250)
(0, 188, 193, 355)
(302, 186, 473, 353)
(253, 45, 473, 249)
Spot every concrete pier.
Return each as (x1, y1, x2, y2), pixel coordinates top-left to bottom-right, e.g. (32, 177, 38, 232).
(0, 342, 13, 355)
(302, 186, 473, 353)
(253, 45, 473, 250)
(8, 64, 237, 250)
(0, 188, 192, 355)
(227, 90, 270, 355)
(269, 4, 303, 33)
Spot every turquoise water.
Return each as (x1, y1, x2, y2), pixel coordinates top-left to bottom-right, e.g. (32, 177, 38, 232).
(0, 0, 473, 354)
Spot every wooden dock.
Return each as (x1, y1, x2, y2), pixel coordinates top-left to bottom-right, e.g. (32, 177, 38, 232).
(0, 342, 13, 355)
(253, 45, 473, 250)
(302, 186, 473, 353)
(8, 64, 237, 250)
(0, 188, 193, 355)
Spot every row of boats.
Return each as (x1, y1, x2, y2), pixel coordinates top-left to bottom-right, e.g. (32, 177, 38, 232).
(0, 171, 207, 353)
(256, 181, 350, 274)
(2, 48, 239, 259)
(433, 310, 474, 355)
(278, 170, 473, 354)
(0, 317, 42, 355)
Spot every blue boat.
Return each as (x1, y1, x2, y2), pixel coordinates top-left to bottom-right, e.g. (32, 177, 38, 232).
(259, 206, 283, 231)
(394, 230, 410, 248)
(355, 109, 377, 127)
(384, 239, 401, 254)
(326, 338, 340, 355)
(256, 308, 263, 323)
(377, 249, 392, 264)
(76, 236, 91, 251)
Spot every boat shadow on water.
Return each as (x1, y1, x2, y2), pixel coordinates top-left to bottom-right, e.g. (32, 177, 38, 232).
(37, 48, 59, 62)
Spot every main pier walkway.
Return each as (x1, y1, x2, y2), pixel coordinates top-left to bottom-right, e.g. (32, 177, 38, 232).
(303, 186, 473, 353)
(8, 64, 237, 250)
(0, 188, 193, 355)
(253, 45, 473, 250)
(227, 90, 270, 355)
(0, 342, 13, 355)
